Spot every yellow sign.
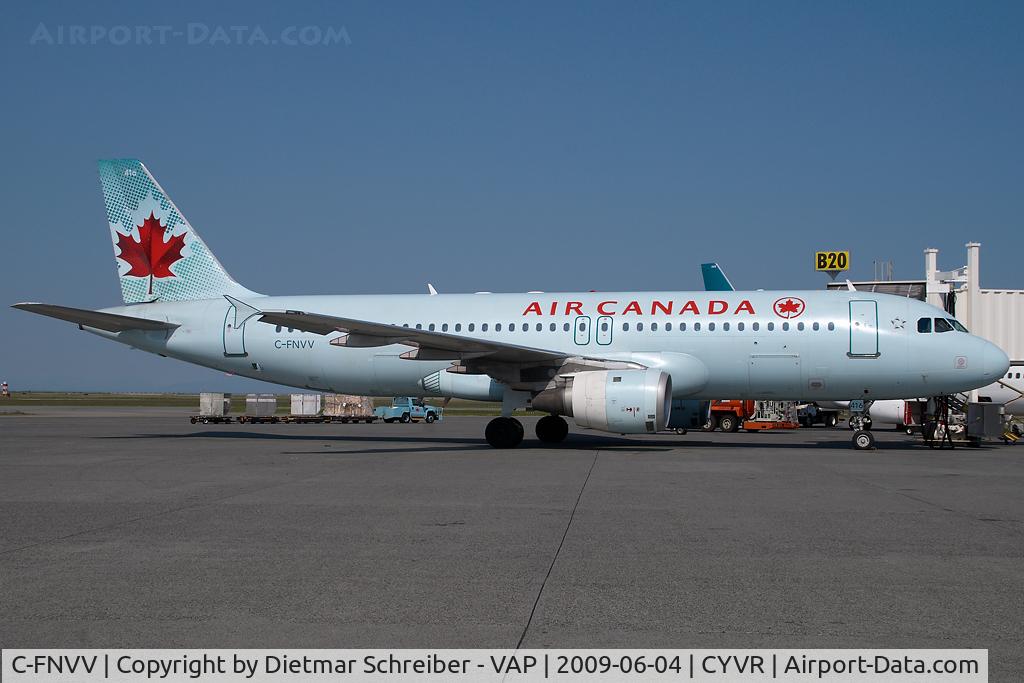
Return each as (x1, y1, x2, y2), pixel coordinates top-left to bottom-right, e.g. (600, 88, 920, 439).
(815, 251, 849, 273)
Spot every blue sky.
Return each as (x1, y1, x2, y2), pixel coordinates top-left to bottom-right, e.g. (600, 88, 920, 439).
(1, 1, 1021, 391)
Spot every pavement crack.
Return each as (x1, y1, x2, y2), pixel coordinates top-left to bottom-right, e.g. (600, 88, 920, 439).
(515, 449, 600, 649)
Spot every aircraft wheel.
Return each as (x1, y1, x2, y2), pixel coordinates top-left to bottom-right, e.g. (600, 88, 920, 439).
(486, 417, 524, 449)
(852, 430, 875, 451)
(536, 415, 569, 443)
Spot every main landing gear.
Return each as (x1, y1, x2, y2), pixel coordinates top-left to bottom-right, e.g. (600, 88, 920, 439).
(536, 414, 569, 444)
(485, 416, 524, 448)
(484, 414, 569, 448)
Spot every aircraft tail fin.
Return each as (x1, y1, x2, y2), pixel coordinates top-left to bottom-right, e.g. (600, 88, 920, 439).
(98, 159, 258, 304)
(701, 262, 735, 292)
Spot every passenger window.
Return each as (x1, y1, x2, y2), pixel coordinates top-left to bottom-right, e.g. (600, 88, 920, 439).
(509, 323, 515, 332)
(680, 322, 686, 331)
(767, 322, 775, 331)
(522, 323, 528, 331)
(782, 322, 789, 331)
(797, 322, 804, 331)
(454, 323, 461, 332)
(275, 325, 282, 333)
(737, 322, 744, 331)
(549, 323, 556, 331)
(637, 322, 645, 331)
(935, 318, 953, 333)
(723, 322, 730, 331)
(694, 322, 701, 331)
(651, 322, 658, 331)
(441, 323, 448, 332)
(563, 322, 570, 331)
(708, 322, 715, 331)
(578, 322, 585, 332)
(428, 323, 436, 331)
(415, 323, 422, 330)
(601, 321, 609, 332)
(468, 323, 475, 332)
(828, 322, 835, 331)
(495, 323, 501, 332)
(812, 322, 819, 331)
(665, 322, 673, 331)
(622, 322, 630, 331)
(917, 318, 931, 333)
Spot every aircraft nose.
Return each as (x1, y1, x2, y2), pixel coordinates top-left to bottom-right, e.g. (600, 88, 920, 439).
(981, 339, 1010, 380)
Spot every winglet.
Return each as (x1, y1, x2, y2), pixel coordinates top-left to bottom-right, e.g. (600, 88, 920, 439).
(427, 283, 438, 295)
(846, 280, 856, 292)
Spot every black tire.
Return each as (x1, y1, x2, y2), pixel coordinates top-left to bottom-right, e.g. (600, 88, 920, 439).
(202, 418, 210, 424)
(536, 415, 569, 443)
(486, 417, 524, 448)
(852, 430, 875, 450)
(719, 414, 739, 433)
(190, 417, 197, 424)
(702, 415, 719, 432)
(425, 412, 436, 424)
(400, 413, 411, 423)
(826, 414, 838, 428)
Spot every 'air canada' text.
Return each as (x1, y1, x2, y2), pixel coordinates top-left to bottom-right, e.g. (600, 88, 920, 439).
(522, 299, 757, 316)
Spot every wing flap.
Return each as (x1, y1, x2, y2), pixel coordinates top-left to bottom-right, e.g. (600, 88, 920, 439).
(12, 303, 179, 333)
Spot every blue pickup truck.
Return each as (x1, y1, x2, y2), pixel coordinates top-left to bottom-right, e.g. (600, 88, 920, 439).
(374, 397, 443, 424)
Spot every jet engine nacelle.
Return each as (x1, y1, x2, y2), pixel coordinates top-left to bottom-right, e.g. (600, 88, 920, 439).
(533, 368, 672, 434)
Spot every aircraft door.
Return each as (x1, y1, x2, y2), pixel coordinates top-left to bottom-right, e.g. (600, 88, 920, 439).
(596, 315, 613, 345)
(223, 300, 258, 357)
(849, 300, 879, 357)
(573, 316, 591, 345)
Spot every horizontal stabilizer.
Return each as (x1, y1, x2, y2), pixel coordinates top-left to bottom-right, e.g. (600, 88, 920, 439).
(12, 303, 179, 333)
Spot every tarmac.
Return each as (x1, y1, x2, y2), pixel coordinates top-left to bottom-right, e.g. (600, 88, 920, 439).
(1, 408, 1022, 676)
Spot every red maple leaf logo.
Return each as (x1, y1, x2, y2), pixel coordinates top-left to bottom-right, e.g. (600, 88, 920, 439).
(114, 212, 186, 295)
(773, 297, 805, 319)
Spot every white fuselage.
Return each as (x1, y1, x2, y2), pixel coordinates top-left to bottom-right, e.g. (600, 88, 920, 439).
(91, 289, 1007, 403)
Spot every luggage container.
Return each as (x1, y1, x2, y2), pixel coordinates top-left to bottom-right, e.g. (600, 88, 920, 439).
(323, 394, 377, 423)
(239, 393, 278, 423)
(290, 393, 322, 416)
(191, 392, 233, 423)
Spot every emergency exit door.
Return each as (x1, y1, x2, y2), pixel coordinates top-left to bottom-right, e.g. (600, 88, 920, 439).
(848, 300, 879, 357)
(573, 316, 591, 345)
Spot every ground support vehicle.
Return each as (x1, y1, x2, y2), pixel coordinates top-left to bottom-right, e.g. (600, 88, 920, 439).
(374, 397, 443, 424)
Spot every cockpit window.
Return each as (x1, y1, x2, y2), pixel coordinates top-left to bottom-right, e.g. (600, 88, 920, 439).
(917, 317, 931, 333)
(948, 318, 968, 333)
(934, 318, 954, 333)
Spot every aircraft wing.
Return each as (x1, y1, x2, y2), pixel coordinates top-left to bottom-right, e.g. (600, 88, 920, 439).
(12, 303, 179, 333)
(257, 308, 568, 364)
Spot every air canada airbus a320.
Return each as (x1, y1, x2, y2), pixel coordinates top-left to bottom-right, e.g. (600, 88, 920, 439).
(14, 160, 1010, 449)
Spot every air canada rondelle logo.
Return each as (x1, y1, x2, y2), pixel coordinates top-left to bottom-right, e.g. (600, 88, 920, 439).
(773, 297, 806, 319)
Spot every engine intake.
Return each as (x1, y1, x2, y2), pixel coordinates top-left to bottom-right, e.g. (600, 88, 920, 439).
(532, 369, 672, 434)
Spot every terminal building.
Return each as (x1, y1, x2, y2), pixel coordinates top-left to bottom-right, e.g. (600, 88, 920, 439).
(827, 242, 1023, 365)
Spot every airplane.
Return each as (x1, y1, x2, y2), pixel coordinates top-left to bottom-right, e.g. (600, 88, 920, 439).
(12, 160, 1010, 450)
